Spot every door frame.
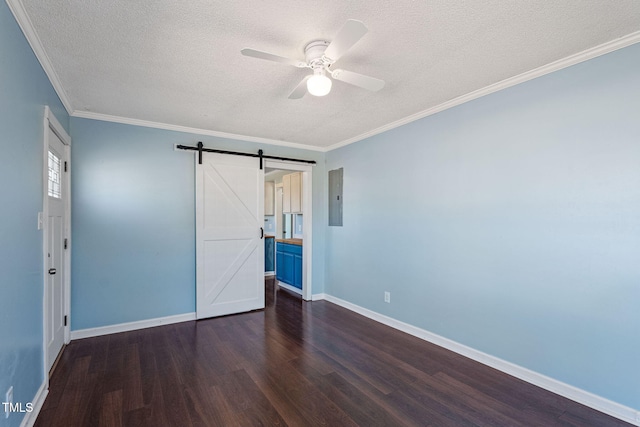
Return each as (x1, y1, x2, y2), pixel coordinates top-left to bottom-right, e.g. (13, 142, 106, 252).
(42, 106, 71, 381)
(265, 160, 313, 301)
(274, 183, 283, 239)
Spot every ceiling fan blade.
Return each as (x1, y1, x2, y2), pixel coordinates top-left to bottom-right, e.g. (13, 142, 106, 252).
(323, 20, 368, 62)
(241, 48, 307, 68)
(331, 69, 385, 92)
(288, 76, 311, 99)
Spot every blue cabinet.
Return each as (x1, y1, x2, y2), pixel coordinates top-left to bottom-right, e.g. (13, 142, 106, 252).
(276, 242, 302, 289)
(293, 251, 302, 289)
(265, 237, 275, 272)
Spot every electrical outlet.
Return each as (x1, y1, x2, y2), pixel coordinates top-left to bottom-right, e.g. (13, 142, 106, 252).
(5, 386, 12, 419)
(384, 292, 390, 303)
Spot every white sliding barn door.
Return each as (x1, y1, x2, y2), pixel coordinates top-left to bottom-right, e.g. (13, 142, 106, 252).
(196, 153, 265, 319)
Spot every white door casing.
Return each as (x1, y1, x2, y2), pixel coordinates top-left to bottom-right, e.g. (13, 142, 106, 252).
(196, 152, 265, 319)
(264, 160, 313, 301)
(43, 107, 70, 374)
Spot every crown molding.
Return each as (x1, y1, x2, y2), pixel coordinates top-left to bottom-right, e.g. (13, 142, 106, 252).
(71, 110, 326, 152)
(6, 0, 74, 114)
(70, 31, 640, 154)
(9, 0, 639, 153)
(326, 31, 640, 152)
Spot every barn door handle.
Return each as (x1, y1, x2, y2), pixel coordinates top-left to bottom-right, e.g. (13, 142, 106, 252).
(260, 227, 264, 239)
(48, 268, 57, 275)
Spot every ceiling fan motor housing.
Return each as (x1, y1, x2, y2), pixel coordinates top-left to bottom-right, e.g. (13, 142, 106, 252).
(305, 40, 332, 69)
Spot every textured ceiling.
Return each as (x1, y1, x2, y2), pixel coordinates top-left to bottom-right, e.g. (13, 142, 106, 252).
(15, 0, 640, 149)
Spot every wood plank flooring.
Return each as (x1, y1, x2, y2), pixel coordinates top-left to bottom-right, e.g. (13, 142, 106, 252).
(36, 278, 631, 426)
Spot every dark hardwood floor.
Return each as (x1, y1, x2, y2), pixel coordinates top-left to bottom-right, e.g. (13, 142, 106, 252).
(36, 278, 631, 426)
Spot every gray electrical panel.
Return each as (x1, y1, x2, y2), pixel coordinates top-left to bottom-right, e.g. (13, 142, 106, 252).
(328, 168, 343, 226)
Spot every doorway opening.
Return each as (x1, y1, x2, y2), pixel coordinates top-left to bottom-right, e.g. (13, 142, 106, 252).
(264, 160, 313, 301)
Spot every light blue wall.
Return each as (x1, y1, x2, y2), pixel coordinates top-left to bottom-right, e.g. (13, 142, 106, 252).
(0, 3, 69, 426)
(5, 0, 637, 414)
(325, 43, 640, 409)
(70, 118, 325, 330)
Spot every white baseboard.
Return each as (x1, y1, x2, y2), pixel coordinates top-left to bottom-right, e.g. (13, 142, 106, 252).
(19, 381, 47, 427)
(70, 312, 196, 340)
(264, 271, 275, 277)
(311, 293, 327, 301)
(322, 294, 640, 426)
(277, 281, 302, 296)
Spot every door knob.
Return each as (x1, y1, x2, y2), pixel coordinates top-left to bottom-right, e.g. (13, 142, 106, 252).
(48, 268, 56, 275)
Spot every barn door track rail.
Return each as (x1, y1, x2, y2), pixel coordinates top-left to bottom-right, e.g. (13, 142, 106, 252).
(177, 141, 316, 169)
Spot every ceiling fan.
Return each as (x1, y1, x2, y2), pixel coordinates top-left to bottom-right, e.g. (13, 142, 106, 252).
(241, 20, 385, 99)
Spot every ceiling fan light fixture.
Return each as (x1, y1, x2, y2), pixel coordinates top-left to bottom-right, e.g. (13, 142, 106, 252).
(242, 20, 384, 99)
(307, 69, 332, 96)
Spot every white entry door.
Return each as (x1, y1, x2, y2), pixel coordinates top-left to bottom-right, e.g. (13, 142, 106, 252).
(196, 152, 265, 319)
(46, 126, 67, 371)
